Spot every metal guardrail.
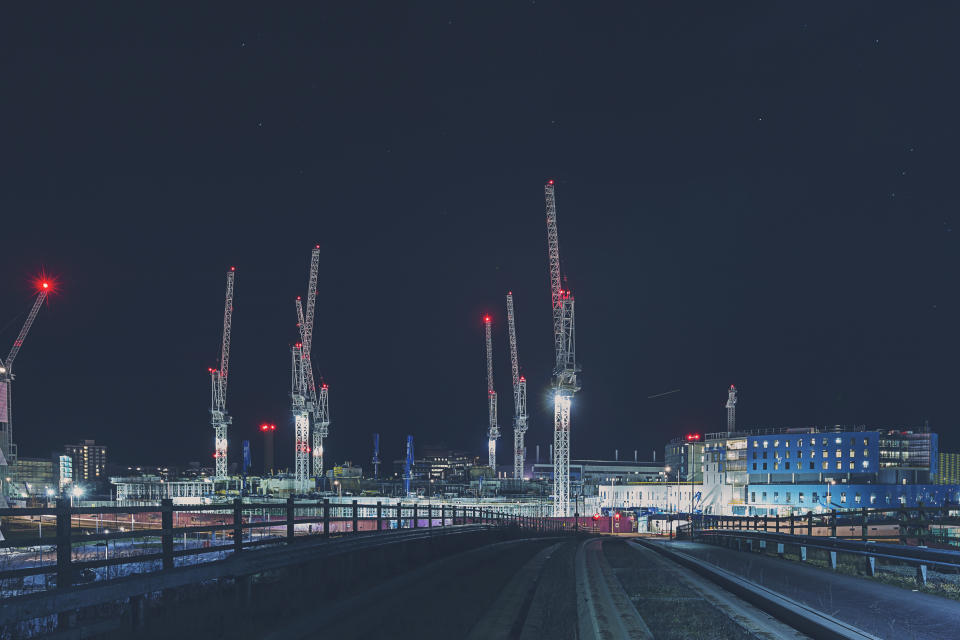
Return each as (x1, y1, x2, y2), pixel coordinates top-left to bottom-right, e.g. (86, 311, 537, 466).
(671, 503, 960, 546)
(0, 498, 567, 594)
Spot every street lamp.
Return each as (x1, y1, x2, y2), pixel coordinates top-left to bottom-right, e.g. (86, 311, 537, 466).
(71, 485, 84, 507)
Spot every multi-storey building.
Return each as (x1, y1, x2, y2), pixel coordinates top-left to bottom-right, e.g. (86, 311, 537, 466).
(64, 439, 107, 482)
(601, 426, 956, 517)
(935, 452, 960, 485)
(664, 435, 704, 483)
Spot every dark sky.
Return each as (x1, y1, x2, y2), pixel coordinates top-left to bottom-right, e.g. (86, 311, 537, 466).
(2, 3, 959, 469)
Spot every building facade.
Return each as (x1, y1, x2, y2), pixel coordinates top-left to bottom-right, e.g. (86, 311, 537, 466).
(64, 439, 107, 482)
(936, 452, 960, 485)
(664, 435, 704, 483)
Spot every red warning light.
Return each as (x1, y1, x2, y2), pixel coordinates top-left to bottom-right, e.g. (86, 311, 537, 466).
(322, 383, 328, 389)
(315, 244, 320, 249)
(295, 342, 302, 348)
(686, 433, 701, 441)
(592, 513, 600, 521)
(230, 266, 236, 271)
(520, 376, 526, 381)
(483, 315, 491, 323)
(614, 512, 621, 520)
(547, 179, 555, 185)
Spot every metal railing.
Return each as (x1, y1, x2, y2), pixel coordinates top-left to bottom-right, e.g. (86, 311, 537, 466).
(0, 498, 568, 596)
(689, 504, 960, 545)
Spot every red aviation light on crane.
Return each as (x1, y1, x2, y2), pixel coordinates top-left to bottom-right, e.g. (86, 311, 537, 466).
(483, 315, 491, 323)
(322, 383, 328, 389)
(230, 266, 235, 272)
(547, 179, 555, 185)
(686, 433, 701, 441)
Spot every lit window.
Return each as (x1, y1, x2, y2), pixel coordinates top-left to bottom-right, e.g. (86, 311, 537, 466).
(786, 492, 792, 502)
(774, 462, 779, 470)
(850, 450, 855, 458)
(811, 450, 816, 458)
(822, 461, 829, 470)
(841, 492, 847, 503)
(774, 440, 780, 447)
(753, 441, 758, 448)
(863, 438, 869, 447)
(835, 437, 842, 444)
(837, 462, 843, 470)
(849, 462, 855, 470)
(798, 451, 803, 458)
(797, 439, 803, 448)
(799, 492, 805, 503)
(835, 450, 842, 458)
(774, 492, 779, 501)
(763, 441, 768, 448)
(863, 449, 869, 457)
(862, 461, 869, 468)
(811, 438, 816, 446)
(822, 438, 828, 446)
(785, 450, 791, 459)
(870, 494, 876, 504)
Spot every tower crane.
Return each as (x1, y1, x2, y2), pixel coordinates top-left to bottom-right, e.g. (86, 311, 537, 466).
(506, 292, 528, 480)
(726, 384, 737, 432)
(210, 268, 235, 481)
(484, 315, 499, 470)
(290, 342, 310, 493)
(544, 180, 580, 516)
(403, 435, 414, 495)
(296, 246, 330, 482)
(0, 279, 51, 476)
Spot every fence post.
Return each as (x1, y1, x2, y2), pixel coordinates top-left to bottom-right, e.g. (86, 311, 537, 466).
(286, 496, 295, 542)
(323, 498, 330, 539)
(861, 507, 868, 541)
(232, 498, 243, 555)
(397, 502, 402, 529)
(441, 504, 446, 527)
(428, 503, 433, 529)
(807, 511, 813, 536)
(377, 501, 383, 532)
(413, 503, 418, 528)
(763, 515, 768, 532)
(56, 498, 71, 589)
(775, 514, 779, 534)
(830, 509, 837, 537)
(160, 498, 174, 570)
(349, 500, 356, 533)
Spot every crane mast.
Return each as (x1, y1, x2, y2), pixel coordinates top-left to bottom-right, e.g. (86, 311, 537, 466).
(0, 283, 50, 476)
(298, 246, 330, 482)
(484, 315, 499, 470)
(506, 292, 528, 480)
(726, 384, 737, 432)
(291, 342, 310, 493)
(210, 268, 235, 481)
(545, 180, 580, 516)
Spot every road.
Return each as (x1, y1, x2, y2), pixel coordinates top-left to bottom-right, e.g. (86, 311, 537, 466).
(649, 538, 960, 639)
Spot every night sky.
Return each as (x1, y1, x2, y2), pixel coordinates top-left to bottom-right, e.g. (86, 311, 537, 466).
(2, 4, 959, 470)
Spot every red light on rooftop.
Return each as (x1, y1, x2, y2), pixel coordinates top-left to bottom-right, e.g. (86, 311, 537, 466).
(230, 266, 236, 271)
(592, 513, 600, 521)
(295, 342, 302, 348)
(686, 433, 701, 441)
(614, 512, 621, 520)
(315, 244, 320, 249)
(547, 179, 554, 185)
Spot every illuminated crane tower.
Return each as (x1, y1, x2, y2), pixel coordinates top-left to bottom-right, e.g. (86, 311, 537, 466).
(291, 342, 311, 493)
(403, 435, 414, 495)
(296, 246, 331, 481)
(210, 268, 235, 481)
(484, 315, 500, 470)
(506, 292, 528, 480)
(0, 280, 51, 478)
(545, 180, 580, 516)
(726, 384, 737, 432)
(372, 433, 381, 479)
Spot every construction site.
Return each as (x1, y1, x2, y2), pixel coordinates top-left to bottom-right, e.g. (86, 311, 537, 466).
(0, 181, 591, 521)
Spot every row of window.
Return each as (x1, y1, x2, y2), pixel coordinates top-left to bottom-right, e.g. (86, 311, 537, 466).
(751, 460, 870, 471)
(750, 490, 902, 505)
(751, 449, 870, 460)
(754, 437, 871, 448)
